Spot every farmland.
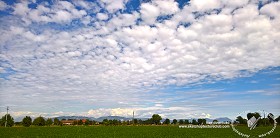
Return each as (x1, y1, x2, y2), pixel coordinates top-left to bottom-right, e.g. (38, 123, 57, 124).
(0, 126, 279, 138)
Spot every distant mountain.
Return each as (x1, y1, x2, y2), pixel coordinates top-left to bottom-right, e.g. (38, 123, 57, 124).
(54, 116, 95, 121)
(53, 115, 149, 122)
(205, 117, 232, 123)
(95, 116, 129, 122)
(173, 117, 232, 123)
(214, 117, 232, 122)
(95, 116, 149, 122)
(51, 116, 231, 123)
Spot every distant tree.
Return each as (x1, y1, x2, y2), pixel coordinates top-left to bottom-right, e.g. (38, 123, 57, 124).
(22, 116, 32, 127)
(179, 119, 184, 125)
(53, 118, 61, 126)
(172, 119, 177, 124)
(184, 120, 189, 124)
(46, 118, 53, 126)
(84, 119, 90, 126)
(142, 119, 152, 125)
(33, 116, 45, 126)
(0, 114, 14, 127)
(102, 119, 109, 126)
(247, 113, 253, 120)
(133, 119, 138, 125)
(267, 113, 274, 124)
(247, 112, 261, 126)
(260, 118, 270, 126)
(276, 116, 280, 125)
(198, 119, 206, 125)
(236, 116, 246, 124)
(163, 118, 170, 125)
(192, 119, 198, 125)
(126, 120, 131, 125)
(112, 119, 119, 125)
(247, 112, 261, 120)
(212, 120, 218, 124)
(73, 120, 78, 125)
(14, 122, 21, 126)
(90, 120, 96, 125)
(151, 114, 162, 125)
(78, 120, 83, 125)
(138, 119, 143, 125)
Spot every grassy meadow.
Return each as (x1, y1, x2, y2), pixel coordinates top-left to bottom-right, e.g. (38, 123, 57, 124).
(0, 125, 279, 138)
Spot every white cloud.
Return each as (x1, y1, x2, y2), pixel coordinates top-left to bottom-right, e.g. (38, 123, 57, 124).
(1, 106, 212, 120)
(97, 13, 109, 20)
(154, 0, 179, 15)
(101, 0, 127, 13)
(222, 0, 249, 8)
(0, 1, 7, 11)
(13, 2, 30, 16)
(11, 1, 87, 24)
(191, 0, 222, 12)
(53, 10, 72, 23)
(86, 106, 211, 119)
(140, 3, 160, 24)
(0, 0, 280, 119)
(260, 1, 280, 19)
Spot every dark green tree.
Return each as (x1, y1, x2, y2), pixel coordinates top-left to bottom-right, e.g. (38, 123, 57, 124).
(198, 119, 206, 125)
(276, 116, 280, 125)
(91, 120, 97, 125)
(53, 118, 61, 125)
(172, 119, 177, 124)
(236, 116, 246, 124)
(247, 112, 261, 120)
(163, 118, 170, 125)
(212, 119, 218, 124)
(138, 119, 143, 125)
(33, 116, 45, 126)
(179, 119, 184, 125)
(0, 114, 14, 127)
(78, 120, 83, 125)
(73, 120, 78, 125)
(133, 119, 138, 125)
(267, 113, 274, 124)
(184, 120, 189, 124)
(112, 119, 119, 125)
(102, 119, 109, 126)
(46, 118, 53, 126)
(22, 116, 32, 127)
(84, 119, 90, 125)
(14, 122, 21, 126)
(151, 114, 162, 125)
(192, 119, 198, 125)
(109, 120, 113, 125)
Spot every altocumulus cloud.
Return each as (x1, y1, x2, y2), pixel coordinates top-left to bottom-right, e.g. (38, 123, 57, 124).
(0, 0, 279, 119)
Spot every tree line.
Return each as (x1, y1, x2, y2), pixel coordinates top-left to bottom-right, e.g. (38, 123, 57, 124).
(235, 112, 278, 126)
(1, 113, 280, 127)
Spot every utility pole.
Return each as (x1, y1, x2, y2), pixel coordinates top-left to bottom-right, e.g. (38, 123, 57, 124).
(132, 111, 134, 125)
(5, 106, 9, 127)
(263, 110, 266, 126)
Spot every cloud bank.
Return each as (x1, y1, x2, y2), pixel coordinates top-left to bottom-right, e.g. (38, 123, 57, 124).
(0, 0, 279, 119)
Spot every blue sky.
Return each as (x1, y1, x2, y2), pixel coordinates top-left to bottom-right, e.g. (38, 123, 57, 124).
(0, 0, 280, 120)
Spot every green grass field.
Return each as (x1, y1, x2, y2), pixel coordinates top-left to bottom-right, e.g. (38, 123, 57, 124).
(0, 126, 279, 138)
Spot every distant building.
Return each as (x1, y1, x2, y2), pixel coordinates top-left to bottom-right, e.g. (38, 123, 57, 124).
(61, 120, 75, 125)
(61, 119, 88, 125)
(82, 119, 87, 124)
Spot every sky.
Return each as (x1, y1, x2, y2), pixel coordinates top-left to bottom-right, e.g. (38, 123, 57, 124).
(0, 0, 280, 121)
